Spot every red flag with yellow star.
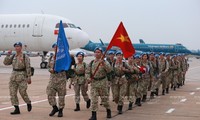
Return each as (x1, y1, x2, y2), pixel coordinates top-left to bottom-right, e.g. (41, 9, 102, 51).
(106, 22, 135, 58)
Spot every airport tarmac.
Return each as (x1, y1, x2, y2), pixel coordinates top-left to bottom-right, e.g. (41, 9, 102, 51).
(0, 56, 200, 120)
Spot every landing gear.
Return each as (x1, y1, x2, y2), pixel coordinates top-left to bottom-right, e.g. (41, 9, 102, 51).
(40, 62, 48, 69)
(40, 51, 48, 69)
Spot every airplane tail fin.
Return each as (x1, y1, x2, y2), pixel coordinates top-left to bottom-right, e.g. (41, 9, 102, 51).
(99, 39, 105, 45)
(139, 39, 145, 44)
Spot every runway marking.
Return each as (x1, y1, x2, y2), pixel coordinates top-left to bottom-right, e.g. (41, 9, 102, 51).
(190, 92, 195, 95)
(196, 88, 200, 90)
(0, 93, 74, 111)
(180, 98, 187, 103)
(189, 66, 200, 70)
(166, 108, 175, 113)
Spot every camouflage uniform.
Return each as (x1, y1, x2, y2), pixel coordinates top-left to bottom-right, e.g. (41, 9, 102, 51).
(149, 59, 158, 95)
(140, 60, 152, 101)
(3, 53, 32, 106)
(171, 57, 180, 90)
(46, 56, 67, 109)
(166, 57, 173, 91)
(112, 61, 129, 106)
(72, 62, 89, 104)
(159, 58, 169, 94)
(177, 56, 183, 86)
(85, 59, 112, 112)
(182, 57, 188, 85)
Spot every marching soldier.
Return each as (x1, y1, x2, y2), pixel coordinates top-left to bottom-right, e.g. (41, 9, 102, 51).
(133, 55, 143, 106)
(165, 53, 173, 93)
(112, 51, 130, 114)
(158, 52, 169, 95)
(140, 53, 152, 102)
(149, 52, 157, 98)
(69, 52, 91, 111)
(3, 42, 32, 115)
(46, 43, 67, 117)
(85, 47, 112, 120)
(126, 55, 140, 110)
(171, 55, 180, 90)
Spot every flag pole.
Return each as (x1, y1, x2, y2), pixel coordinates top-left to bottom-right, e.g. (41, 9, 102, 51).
(90, 48, 109, 80)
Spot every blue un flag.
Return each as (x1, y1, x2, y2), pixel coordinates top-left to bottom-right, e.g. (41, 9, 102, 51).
(54, 20, 71, 72)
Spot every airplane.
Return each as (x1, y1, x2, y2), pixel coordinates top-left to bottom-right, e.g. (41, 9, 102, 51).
(81, 39, 192, 55)
(0, 14, 90, 68)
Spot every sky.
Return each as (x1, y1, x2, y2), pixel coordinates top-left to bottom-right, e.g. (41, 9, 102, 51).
(0, 0, 200, 50)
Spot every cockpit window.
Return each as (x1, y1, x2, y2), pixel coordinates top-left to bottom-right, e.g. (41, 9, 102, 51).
(68, 23, 77, 28)
(55, 23, 68, 28)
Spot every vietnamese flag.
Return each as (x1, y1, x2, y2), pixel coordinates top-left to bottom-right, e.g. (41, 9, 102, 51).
(106, 22, 135, 58)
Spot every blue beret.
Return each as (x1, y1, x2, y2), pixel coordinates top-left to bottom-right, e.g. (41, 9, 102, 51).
(165, 53, 170, 56)
(108, 51, 115, 55)
(52, 42, 57, 48)
(172, 55, 177, 58)
(116, 51, 123, 55)
(13, 42, 22, 47)
(76, 52, 85, 57)
(155, 54, 159, 58)
(94, 47, 103, 52)
(134, 54, 140, 59)
(159, 52, 165, 55)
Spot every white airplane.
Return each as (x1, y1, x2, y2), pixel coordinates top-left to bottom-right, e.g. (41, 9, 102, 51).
(0, 14, 90, 68)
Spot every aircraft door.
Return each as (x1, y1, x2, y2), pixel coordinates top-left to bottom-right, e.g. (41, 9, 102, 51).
(33, 16, 44, 37)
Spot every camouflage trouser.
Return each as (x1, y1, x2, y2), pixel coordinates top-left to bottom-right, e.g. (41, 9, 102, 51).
(90, 79, 110, 111)
(74, 83, 89, 103)
(172, 72, 178, 87)
(46, 80, 66, 109)
(178, 72, 183, 85)
(127, 81, 135, 103)
(161, 75, 167, 90)
(113, 82, 127, 106)
(150, 76, 157, 92)
(141, 78, 150, 96)
(166, 73, 172, 88)
(134, 80, 143, 99)
(9, 80, 31, 106)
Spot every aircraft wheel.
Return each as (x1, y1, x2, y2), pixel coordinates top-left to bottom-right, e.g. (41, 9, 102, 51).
(40, 62, 48, 69)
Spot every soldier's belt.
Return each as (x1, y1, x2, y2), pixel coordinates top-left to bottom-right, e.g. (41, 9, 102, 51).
(76, 73, 85, 76)
(93, 76, 106, 80)
(13, 68, 26, 71)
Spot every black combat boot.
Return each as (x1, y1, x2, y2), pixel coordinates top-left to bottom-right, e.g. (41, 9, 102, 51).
(135, 98, 138, 105)
(177, 83, 180, 88)
(10, 105, 20, 115)
(166, 88, 169, 94)
(155, 88, 159, 96)
(137, 98, 142, 106)
(74, 103, 80, 111)
(142, 95, 147, 102)
(118, 105, 123, 114)
(27, 103, 32, 112)
(162, 90, 165, 95)
(171, 85, 173, 89)
(89, 111, 97, 120)
(49, 105, 59, 116)
(173, 86, 176, 91)
(106, 109, 111, 118)
(128, 102, 133, 110)
(57, 108, 63, 117)
(86, 99, 91, 109)
(150, 92, 154, 99)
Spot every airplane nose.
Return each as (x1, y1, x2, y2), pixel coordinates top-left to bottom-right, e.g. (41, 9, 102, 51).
(79, 31, 90, 47)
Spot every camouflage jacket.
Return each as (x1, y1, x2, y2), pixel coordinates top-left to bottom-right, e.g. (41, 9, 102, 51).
(72, 62, 87, 84)
(48, 55, 67, 83)
(85, 59, 112, 82)
(3, 53, 31, 81)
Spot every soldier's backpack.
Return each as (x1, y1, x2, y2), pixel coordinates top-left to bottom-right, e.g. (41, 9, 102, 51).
(11, 54, 35, 76)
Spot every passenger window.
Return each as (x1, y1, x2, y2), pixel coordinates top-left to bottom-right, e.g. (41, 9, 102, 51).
(27, 24, 30, 28)
(1, 25, 4, 28)
(22, 24, 25, 28)
(14, 24, 17, 28)
(5, 24, 8, 28)
(18, 24, 21, 28)
(10, 24, 12, 28)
